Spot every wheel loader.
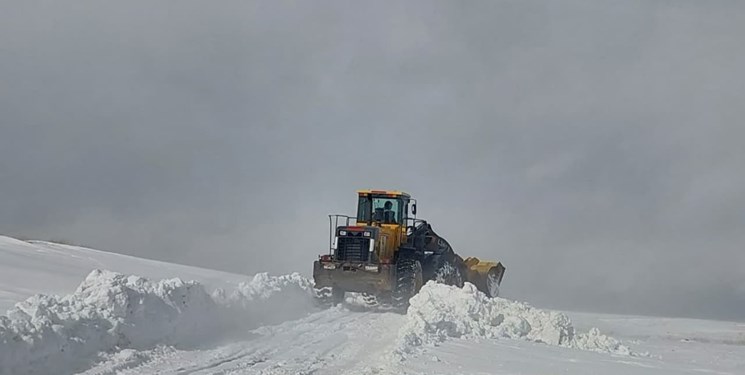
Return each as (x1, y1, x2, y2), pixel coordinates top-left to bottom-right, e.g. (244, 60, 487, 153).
(313, 190, 505, 307)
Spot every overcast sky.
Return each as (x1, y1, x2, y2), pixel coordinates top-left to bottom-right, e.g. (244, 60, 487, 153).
(1, 0, 743, 320)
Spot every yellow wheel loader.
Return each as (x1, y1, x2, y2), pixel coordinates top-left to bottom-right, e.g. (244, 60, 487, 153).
(313, 190, 505, 307)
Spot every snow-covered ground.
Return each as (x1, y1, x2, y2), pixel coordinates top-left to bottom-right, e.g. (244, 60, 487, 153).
(0, 236, 246, 312)
(1, 235, 744, 375)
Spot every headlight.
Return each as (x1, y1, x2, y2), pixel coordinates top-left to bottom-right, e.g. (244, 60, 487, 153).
(363, 231, 371, 237)
(339, 230, 347, 236)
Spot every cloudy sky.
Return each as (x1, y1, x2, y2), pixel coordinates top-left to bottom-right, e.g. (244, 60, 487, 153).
(1, 1, 743, 320)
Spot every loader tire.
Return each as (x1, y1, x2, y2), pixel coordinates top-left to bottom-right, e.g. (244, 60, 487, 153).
(314, 287, 343, 308)
(361, 293, 378, 306)
(392, 258, 423, 308)
(331, 287, 345, 305)
(313, 287, 332, 308)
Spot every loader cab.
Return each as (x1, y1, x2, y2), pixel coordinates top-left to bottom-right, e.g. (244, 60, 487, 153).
(356, 190, 411, 227)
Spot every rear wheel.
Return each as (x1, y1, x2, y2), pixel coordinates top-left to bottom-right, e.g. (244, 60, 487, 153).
(376, 291, 392, 307)
(361, 293, 378, 306)
(392, 258, 423, 308)
(331, 287, 345, 305)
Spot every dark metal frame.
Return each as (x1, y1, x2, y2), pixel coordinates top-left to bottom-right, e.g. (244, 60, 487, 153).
(327, 213, 432, 254)
(328, 214, 356, 254)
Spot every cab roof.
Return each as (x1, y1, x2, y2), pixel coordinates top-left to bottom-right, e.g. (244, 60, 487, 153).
(357, 189, 411, 198)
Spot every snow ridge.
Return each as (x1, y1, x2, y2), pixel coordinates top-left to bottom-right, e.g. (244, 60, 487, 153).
(2, 270, 642, 374)
(397, 281, 634, 356)
(0, 270, 316, 375)
(214, 272, 318, 327)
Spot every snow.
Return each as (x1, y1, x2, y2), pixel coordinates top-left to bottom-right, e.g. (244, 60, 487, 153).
(0, 269, 317, 375)
(1, 235, 744, 375)
(0, 235, 246, 313)
(397, 281, 633, 355)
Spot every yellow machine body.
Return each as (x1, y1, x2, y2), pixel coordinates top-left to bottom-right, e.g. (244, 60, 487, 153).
(313, 189, 506, 303)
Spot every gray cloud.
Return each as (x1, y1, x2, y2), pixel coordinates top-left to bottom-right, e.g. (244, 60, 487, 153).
(1, 1, 744, 320)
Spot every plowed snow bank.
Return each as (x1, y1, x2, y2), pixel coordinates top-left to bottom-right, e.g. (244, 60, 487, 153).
(216, 272, 317, 327)
(0, 270, 316, 375)
(398, 282, 634, 356)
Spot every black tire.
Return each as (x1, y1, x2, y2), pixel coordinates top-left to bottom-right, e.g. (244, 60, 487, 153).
(313, 287, 334, 308)
(434, 260, 464, 288)
(361, 293, 378, 306)
(376, 291, 392, 307)
(331, 287, 345, 305)
(392, 258, 423, 308)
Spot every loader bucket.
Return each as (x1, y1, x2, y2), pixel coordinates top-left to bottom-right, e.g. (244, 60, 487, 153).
(463, 257, 505, 297)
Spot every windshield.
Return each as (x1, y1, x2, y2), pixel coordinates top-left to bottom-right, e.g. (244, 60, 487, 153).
(357, 196, 403, 224)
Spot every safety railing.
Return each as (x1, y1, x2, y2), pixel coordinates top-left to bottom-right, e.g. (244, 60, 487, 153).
(328, 214, 357, 253)
(326, 215, 428, 254)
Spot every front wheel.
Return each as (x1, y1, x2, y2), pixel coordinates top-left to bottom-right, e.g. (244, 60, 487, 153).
(392, 258, 423, 308)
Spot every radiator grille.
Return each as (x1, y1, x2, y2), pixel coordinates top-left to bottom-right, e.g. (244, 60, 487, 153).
(335, 237, 370, 262)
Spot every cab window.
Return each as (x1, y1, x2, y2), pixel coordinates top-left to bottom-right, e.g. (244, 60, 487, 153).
(372, 197, 400, 224)
(357, 195, 403, 224)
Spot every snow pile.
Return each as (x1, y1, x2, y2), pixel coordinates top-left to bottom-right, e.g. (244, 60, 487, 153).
(0, 270, 317, 375)
(234, 272, 315, 299)
(214, 272, 318, 327)
(397, 281, 633, 356)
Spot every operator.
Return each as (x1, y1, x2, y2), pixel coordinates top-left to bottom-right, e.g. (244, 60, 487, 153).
(383, 200, 396, 224)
